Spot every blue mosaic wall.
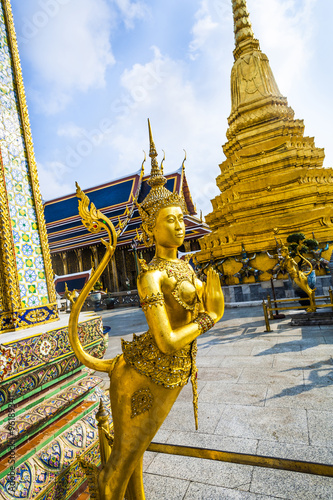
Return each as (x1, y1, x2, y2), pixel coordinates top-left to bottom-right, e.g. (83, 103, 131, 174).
(0, 4, 49, 308)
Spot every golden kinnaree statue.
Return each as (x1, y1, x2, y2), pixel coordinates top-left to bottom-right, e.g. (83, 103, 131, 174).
(279, 244, 316, 313)
(68, 120, 224, 500)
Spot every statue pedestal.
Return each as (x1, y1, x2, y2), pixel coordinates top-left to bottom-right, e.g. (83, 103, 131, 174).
(223, 275, 332, 306)
(290, 311, 333, 326)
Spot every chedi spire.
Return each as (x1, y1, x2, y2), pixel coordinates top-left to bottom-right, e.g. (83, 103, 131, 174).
(232, 0, 254, 46)
(228, 0, 289, 136)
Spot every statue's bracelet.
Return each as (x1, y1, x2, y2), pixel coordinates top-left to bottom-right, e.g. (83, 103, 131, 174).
(193, 313, 215, 335)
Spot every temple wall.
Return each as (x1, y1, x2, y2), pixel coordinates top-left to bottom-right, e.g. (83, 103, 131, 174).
(0, 0, 57, 331)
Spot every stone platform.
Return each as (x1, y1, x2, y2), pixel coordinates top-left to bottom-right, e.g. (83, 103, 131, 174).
(222, 275, 332, 305)
(98, 306, 333, 499)
(291, 311, 333, 326)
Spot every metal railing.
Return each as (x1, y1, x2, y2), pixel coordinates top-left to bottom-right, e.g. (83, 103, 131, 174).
(262, 288, 333, 332)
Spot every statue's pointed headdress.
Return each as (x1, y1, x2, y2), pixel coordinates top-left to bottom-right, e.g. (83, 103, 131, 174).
(137, 119, 187, 245)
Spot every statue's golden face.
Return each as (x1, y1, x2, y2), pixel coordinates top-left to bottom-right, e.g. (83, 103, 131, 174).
(153, 206, 185, 248)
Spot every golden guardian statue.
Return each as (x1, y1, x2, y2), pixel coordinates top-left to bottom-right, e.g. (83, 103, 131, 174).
(68, 120, 224, 500)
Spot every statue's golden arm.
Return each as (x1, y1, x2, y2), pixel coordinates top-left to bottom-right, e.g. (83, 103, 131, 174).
(296, 248, 313, 277)
(138, 272, 199, 353)
(68, 184, 118, 373)
(138, 268, 224, 354)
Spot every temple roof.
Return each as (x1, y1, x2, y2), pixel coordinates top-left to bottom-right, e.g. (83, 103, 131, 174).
(44, 169, 210, 253)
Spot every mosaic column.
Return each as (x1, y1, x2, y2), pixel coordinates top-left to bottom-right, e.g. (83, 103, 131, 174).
(0, 0, 58, 332)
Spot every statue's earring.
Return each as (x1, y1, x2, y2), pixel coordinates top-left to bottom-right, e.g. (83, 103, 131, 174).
(142, 223, 154, 247)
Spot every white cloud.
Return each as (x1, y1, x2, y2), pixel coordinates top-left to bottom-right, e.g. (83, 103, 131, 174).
(44, 43, 224, 212)
(112, 0, 150, 29)
(19, 0, 114, 113)
(37, 161, 73, 201)
(57, 123, 86, 138)
(189, 0, 219, 60)
(247, 0, 317, 93)
(105, 47, 224, 215)
(27, 87, 71, 115)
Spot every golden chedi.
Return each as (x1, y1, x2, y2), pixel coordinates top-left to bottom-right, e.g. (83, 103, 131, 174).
(198, 0, 333, 283)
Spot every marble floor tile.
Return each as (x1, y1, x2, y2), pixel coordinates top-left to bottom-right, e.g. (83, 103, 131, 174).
(165, 430, 258, 455)
(307, 409, 333, 447)
(238, 367, 303, 385)
(215, 405, 309, 444)
(265, 384, 333, 410)
(199, 381, 268, 406)
(256, 440, 333, 465)
(143, 473, 190, 500)
(146, 453, 253, 490)
(196, 355, 225, 367)
(220, 355, 275, 368)
(184, 482, 277, 499)
(250, 467, 333, 499)
(160, 401, 225, 434)
(197, 366, 243, 382)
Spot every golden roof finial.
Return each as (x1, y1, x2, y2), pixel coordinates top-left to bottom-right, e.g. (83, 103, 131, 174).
(160, 150, 165, 174)
(181, 149, 187, 171)
(148, 118, 159, 177)
(146, 119, 167, 189)
(179, 150, 187, 193)
(141, 150, 146, 177)
(232, 0, 254, 46)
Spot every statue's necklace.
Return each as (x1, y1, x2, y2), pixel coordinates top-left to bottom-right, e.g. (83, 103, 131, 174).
(148, 257, 198, 312)
(148, 256, 193, 280)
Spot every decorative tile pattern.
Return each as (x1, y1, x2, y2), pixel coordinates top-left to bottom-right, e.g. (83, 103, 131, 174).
(0, 326, 105, 409)
(0, 394, 109, 500)
(39, 443, 61, 469)
(0, 376, 101, 450)
(64, 424, 84, 448)
(2, 317, 104, 381)
(0, 345, 14, 381)
(1, 463, 32, 498)
(0, 4, 49, 309)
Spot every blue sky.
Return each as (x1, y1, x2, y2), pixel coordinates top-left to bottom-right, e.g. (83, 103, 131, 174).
(10, 0, 333, 217)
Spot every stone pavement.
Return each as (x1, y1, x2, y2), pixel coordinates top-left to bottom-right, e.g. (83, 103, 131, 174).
(97, 306, 333, 499)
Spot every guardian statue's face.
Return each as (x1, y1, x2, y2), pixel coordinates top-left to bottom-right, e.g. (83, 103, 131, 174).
(153, 206, 185, 249)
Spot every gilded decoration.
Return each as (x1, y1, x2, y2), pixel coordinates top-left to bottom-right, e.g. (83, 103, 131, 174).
(193, 313, 215, 335)
(142, 256, 200, 312)
(0, 303, 58, 333)
(0, 153, 20, 312)
(279, 244, 316, 313)
(136, 119, 187, 246)
(122, 331, 193, 389)
(131, 387, 154, 418)
(140, 292, 164, 311)
(0, 0, 57, 319)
